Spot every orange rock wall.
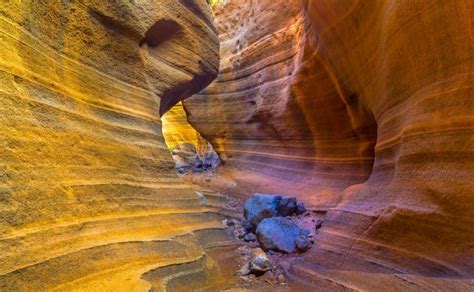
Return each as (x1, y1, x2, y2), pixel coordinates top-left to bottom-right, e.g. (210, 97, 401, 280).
(0, 1, 225, 290)
(185, 0, 378, 200)
(161, 101, 208, 154)
(185, 0, 474, 278)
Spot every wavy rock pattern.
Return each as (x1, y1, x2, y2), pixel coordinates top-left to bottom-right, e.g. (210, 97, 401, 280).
(186, 0, 378, 201)
(0, 1, 228, 290)
(184, 0, 474, 287)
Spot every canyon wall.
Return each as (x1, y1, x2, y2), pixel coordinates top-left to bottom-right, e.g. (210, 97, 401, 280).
(0, 1, 227, 290)
(185, 0, 474, 284)
(185, 0, 378, 202)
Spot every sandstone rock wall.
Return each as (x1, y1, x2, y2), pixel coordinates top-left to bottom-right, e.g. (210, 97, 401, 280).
(185, 0, 474, 281)
(162, 101, 209, 154)
(185, 0, 378, 202)
(0, 1, 224, 290)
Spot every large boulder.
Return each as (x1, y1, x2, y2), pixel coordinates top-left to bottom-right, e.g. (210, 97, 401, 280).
(172, 155, 192, 173)
(244, 194, 282, 228)
(243, 194, 306, 228)
(172, 143, 203, 171)
(256, 217, 301, 253)
(202, 149, 220, 169)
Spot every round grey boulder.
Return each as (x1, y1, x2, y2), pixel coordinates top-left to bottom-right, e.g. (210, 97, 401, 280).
(256, 217, 300, 253)
(244, 194, 282, 227)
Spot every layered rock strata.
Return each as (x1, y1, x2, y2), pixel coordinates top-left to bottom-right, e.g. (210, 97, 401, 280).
(185, 0, 378, 201)
(0, 1, 226, 290)
(184, 0, 474, 286)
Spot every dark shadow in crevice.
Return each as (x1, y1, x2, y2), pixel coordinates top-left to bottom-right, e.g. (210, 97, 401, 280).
(159, 63, 217, 116)
(139, 19, 181, 48)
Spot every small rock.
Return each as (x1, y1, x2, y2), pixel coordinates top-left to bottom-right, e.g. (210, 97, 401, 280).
(256, 217, 300, 253)
(192, 166, 204, 173)
(173, 155, 191, 168)
(173, 143, 197, 154)
(241, 219, 254, 233)
(238, 262, 251, 276)
(295, 201, 307, 215)
(315, 219, 324, 230)
(277, 274, 286, 283)
(295, 236, 312, 252)
(244, 194, 282, 227)
(244, 233, 257, 242)
(299, 228, 310, 237)
(236, 230, 246, 239)
(250, 248, 272, 275)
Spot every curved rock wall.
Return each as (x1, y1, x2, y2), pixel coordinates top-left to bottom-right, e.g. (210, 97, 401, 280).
(185, 0, 378, 201)
(185, 0, 474, 281)
(0, 1, 224, 290)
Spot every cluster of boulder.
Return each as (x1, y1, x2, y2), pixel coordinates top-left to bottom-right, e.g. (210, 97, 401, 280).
(242, 194, 313, 253)
(171, 142, 220, 173)
(230, 194, 316, 280)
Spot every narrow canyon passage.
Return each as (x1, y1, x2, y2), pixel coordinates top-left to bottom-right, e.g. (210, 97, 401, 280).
(0, 0, 473, 291)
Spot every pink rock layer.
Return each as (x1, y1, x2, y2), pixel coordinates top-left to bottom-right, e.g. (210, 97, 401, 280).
(184, 0, 474, 282)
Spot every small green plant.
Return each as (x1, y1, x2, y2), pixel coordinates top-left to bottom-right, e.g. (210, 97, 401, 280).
(167, 145, 174, 153)
(209, 0, 222, 7)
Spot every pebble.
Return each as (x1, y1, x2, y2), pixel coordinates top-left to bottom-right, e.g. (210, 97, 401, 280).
(244, 233, 257, 242)
(250, 248, 273, 275)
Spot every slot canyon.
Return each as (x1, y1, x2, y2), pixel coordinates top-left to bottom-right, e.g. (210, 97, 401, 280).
(0, 0, 473, 291)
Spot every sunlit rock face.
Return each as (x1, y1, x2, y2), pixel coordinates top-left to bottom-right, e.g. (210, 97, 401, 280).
(185, 0, 474, 285)
(185, 0, 378, 201)
(162, 102, 208, 154)
(0, 1, 222, 290)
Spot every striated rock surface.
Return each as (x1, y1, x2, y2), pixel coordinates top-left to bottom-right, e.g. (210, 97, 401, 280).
(185, 0, 378, 200)
(0, 1, 228, 290)
(184, 0, 474, 288)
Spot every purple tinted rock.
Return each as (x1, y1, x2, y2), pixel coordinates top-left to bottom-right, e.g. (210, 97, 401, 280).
(278, 197, 297, 216)
(244, 233, 257, 242)
(295, 236, 312, 252)
(256, 217, 300, 253)
(242, 219, 254, 233)
(295, 201, 307, 215)
(244, 194, 282, 227)
(299, 228, 310, 237)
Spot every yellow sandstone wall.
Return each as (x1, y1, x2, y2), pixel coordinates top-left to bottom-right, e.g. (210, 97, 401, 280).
(161, 102, 208, 153)
(0, 1, 225, 290)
